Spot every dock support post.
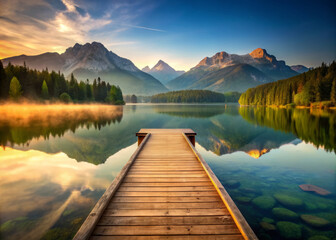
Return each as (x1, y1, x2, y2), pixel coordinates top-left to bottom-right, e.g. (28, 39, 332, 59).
(187, 135, 195, 146)
(136, 133, 147, 146)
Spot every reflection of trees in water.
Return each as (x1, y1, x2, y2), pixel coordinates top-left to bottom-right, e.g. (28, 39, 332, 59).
(153, 104, 238, 118)
(0, 105, 123, 147)
(239, 107, 336, 152)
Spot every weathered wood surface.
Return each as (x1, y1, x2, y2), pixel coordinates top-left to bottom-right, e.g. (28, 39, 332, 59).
(75, 129, 257, 240)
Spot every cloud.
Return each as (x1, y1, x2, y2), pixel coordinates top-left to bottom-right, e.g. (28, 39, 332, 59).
(125, 24, 165, 32)
(0, 0, 112, 58)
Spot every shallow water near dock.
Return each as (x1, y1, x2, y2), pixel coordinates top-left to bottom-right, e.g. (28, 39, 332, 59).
(0, 104, 335, 240)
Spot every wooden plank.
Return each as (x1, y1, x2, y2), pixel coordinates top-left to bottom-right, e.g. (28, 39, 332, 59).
(127, 171, 205, 174)
(134, 160, 197, 162)
(73, 134, 152, 240)
(129, 168, 203, 172)
(137, 128, 196, 134)
(130, 168, 204, 171)
(117, 186, 215, 192)
(114, 191, 218, 197)
(132, 165, 203, 171)
(93, 225, 240, 235)
(107, 202, 224, 209)
(90, 235, 244, 240)
(103, 209, 229, 217)
(110, 196, 221, 203)
(124, 177, 211, 182)
(126, 174, 207, 178)
(97, 216, 234, 226)
(120, 182, 212, 187)
(132, 163, 201, 166)
(182, 133, 257, 240)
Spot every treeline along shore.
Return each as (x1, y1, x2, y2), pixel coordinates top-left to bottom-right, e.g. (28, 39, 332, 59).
(239, 62, 336, 108)
(0, 60, 125, 104)
(151, 90, 241, 103)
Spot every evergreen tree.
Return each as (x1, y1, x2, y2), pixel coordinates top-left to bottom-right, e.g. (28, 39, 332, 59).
(0, 60, 7, 98)
(107, 85, 118, 103)
(92, 78, 98, 100)
(331, 79, 336, 104)
(86, 79, 92, 100)
(9, 76, 22, 100)
(41, 80, 49, 99)
(68, 73, 79, 100)
(78, 81, 87, 101)
(100, 81, 107, 102)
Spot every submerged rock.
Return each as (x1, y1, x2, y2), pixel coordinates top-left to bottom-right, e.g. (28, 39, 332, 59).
(240, 187, 261, 195)
(225, 180, 240, 189)
(274, 193, 303, 209)
(272, 207, 299, 220)
(300, 214, 331, 228)
(299, 184, 331, 196)
(260, 221, 276, 231)
(276, 221, 302, 239)
(235, 196, 252, 204)
(262, 217, 275, 224)
(252, 196, 276, 210)
(304, 202, 319, 211)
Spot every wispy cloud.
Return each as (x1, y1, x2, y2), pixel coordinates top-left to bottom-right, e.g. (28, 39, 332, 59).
(124, 24, 165, 32)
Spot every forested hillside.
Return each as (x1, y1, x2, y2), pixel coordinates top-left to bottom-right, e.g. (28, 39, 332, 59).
(0, 60, 124, 104)
(239, 62, 336, 107)
(151, 90, 240, 103)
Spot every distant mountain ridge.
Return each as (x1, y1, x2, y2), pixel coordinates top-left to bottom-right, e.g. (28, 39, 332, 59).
(290, 65, 309, 73)
(167, 48, 300, 93)
(142, 60, 185, 84)
(2, 42, 168, 95)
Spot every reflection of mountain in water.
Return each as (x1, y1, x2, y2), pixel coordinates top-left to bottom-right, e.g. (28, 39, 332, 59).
(239, 107, 336, 153)
(152, 104, 296, 156)
(2, 104, 334, 164)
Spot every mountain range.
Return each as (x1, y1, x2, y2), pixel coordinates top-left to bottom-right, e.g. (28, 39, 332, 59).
(1, 42, 308, 95)
(167, 48, 301, 93)
(2, 42, 167, 95)
(142, 60, 185, 84)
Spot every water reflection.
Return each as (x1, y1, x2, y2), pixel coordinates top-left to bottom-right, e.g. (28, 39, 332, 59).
(0, 104, 335, 240)
(239, 106, 336, 152)
(0, 144, 136, 240)
(0, 104, 123, 147)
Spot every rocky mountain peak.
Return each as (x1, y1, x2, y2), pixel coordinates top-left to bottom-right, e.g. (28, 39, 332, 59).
(249, 48, 275, 63)
(142, 66, 150, 72)
(152, 60, 175, 72)
(196, 51, 232, 67)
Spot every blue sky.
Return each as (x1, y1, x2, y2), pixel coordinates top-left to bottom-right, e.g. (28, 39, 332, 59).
(0, 0, 335, 70)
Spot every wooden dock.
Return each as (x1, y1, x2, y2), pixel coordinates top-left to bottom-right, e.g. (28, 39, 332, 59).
(74, 129, 257, 240)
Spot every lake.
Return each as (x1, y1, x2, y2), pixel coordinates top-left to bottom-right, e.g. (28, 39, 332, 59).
(0, 104, 335, 240)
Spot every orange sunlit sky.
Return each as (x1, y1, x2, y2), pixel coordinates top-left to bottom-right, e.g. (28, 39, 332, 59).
(0, 0, 335, 71)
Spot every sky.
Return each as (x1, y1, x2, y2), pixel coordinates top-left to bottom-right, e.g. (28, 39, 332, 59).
(0, 0, 335, 71)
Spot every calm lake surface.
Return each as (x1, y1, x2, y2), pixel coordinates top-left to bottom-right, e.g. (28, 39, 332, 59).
(0, 104, 335, 240)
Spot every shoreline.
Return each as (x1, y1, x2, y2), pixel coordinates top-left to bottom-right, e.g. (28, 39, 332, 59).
(239, 104, 336, 110)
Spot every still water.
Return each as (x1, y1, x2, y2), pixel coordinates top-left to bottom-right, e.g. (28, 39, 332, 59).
(0, 104, 335, 240)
